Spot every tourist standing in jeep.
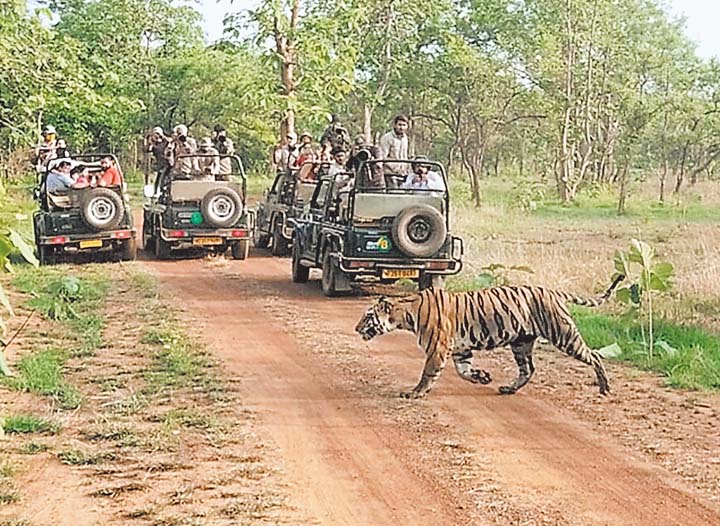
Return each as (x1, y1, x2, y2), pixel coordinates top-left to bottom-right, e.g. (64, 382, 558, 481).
(379, 114, 410, 188)
(165, 124, 198, 179)
(212, 125, 235, 181)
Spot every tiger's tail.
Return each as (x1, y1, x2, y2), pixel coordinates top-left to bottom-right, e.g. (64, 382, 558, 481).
(564, 274, 626, 307)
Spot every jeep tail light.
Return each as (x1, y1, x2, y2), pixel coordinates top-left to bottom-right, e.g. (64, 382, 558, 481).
(347, 261, 374, 268)
(168, 230, 186, 238)
(426, 261, 450, 270)
(49, 236, 68, 245)
(231, 230, 248, 238)
(111, 231, 131, 239)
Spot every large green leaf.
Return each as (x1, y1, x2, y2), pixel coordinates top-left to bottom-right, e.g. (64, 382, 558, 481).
(8, 229, 39, 267)
(0, 284, 14, 316)
(629, 239, 653, 267)
(598, 343, 623, 358)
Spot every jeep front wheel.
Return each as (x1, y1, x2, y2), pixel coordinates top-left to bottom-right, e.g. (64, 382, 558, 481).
(292, 242, 309, 283)
(270, 220, 289, 256)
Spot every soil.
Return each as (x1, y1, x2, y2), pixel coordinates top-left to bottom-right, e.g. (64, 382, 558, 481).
(143, 251, 720, 526)
(2, 247, 719, 526)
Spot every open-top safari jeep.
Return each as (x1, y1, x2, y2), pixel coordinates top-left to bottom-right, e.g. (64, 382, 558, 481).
(33, 154, 137, 265)
(142, 154, 254, 259)
(291, 159, 463, 296)
(254, 161, 326, 256)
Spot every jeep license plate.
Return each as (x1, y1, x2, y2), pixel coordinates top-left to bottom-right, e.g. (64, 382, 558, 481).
(193, 237, 223, 246)
(382, 269, 419, 279)
(79, 239, 103, 249)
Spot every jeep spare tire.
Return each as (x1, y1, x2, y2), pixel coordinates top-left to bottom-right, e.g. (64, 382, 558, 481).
(391, 205, 446, 258)
(80, 188, 124, 231)
(201, 187, 243, 228)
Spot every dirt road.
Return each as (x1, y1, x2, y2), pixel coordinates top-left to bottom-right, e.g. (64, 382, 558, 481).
(144, 252, 720, 526)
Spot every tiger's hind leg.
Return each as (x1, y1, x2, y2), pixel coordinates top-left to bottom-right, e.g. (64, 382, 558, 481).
(551, 319, 610, 395)
(452, 349, 492, 385)
(499, 338, 536, 395)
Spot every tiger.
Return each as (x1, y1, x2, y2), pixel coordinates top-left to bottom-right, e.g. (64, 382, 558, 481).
(354, 275, 624, 399)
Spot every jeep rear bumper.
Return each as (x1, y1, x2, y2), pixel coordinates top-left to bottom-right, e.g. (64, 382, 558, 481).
(159, 227, 251, 246)
(337, 236, 463, 278)
(38, 228, 136, 250)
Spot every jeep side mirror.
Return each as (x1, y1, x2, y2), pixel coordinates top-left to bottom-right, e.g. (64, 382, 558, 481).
(143, 184, 155, 198)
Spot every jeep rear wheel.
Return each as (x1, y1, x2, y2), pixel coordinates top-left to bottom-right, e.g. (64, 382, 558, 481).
(321, 250, 339, 296)
(231, 239, 249, 260)
(120, 238, 137, 261)
(80, 188, 125, 231)
(201, 188, 243, 228)
(391, 205, 446, 258)
(154, 226, 171, 260)
(253, 226, 270, 249)
(292, 241, 309, 283)
(419, 274, 445, 291)
(37, 245, 54, 266)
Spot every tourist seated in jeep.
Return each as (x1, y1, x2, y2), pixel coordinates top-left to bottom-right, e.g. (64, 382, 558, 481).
(98, 156, 124, 187)
(46, 159, 77, 194)
(401, 158, 445, 192)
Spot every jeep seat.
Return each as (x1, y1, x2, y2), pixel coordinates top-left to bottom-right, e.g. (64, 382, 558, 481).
(352, 192, 444, 221)
(47, 192, 73, 209)
(170, 180, 243, 202)
(296, 181, 317, 204)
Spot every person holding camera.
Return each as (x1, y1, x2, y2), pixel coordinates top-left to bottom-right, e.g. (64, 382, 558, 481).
(379, 114, 410, 188)
(164, 124, 198, 179)
(212, 125, 235, 180)
(401, 157, 445, 191)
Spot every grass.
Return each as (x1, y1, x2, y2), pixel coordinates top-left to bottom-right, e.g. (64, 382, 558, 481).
(57, 449, 115, 466)
(5, 349, 81, 409)
(575, 308, 720, 390)
(19, 441, 50, 455)
(2, 414, 59, 435)
(142, 326, 212, 390)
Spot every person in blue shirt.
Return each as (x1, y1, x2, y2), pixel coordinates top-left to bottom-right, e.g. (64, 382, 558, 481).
(46, 160, 76, 193)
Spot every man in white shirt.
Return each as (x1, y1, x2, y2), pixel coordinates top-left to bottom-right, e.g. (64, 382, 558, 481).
(401, 161, 446, 192)
(379, 114, 410, 188)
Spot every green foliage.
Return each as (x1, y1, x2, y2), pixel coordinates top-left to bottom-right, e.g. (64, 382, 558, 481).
(449, 263, 534, 291)
(57, 449, 114, 466)
(576, 308, 720, 390)
(143, 326, 211, 390)
(2, 413, 59, 435)
(5, 349, 81, 409)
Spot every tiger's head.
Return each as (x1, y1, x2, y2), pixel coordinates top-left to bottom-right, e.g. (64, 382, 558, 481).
(355, 295, 416, 341)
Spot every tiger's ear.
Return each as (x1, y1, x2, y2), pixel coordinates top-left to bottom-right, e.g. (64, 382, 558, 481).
(377, 296, 393, 313)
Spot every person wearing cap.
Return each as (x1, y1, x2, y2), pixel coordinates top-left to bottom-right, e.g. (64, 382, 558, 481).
(281, 131, 300, 171)
(196, 137, 220, 180)
(35, 125, 59, 172)
(379, 114, 410, 188)
(212, 125, 235, 180)
(146, 126, 170, 180)
(401, 157, 445, 191)
(320, 114, 350, 151)
(46, 159, 77, 193)
(165, 124, 198, 179)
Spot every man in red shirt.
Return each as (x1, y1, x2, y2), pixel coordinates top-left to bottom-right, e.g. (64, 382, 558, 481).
(98, 157, 123, 187)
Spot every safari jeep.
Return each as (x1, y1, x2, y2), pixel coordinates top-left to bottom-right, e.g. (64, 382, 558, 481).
(142, 154, 254, 259)
(291, 159, 463, 296)
(33, 154, 137, 265)
(254, 161, 325, 256)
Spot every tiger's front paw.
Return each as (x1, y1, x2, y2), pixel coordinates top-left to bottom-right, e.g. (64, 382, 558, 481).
(400, 390, 426, 399)
(470, 369, 492, 384)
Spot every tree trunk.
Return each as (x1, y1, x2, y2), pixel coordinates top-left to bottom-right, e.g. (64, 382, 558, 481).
(363, 104, 372, 143)
(617, 163, 629, 215)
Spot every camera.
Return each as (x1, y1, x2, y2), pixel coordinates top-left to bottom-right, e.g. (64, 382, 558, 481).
(178, 135, 187, 143)
(217, 135, 226, 143)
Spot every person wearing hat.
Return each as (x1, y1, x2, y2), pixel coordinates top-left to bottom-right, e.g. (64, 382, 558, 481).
(196, 137, 220, 180)
(212, 125, 235, 180)
(146, 126, 170, 182)
(34, 125, 59, 172)
(379, 114, 410, 188)
(320, 114, 350, 151)
(281, 131, 300, 171)
(401, 156, 445, 191)
(164, 124, 198, 179)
